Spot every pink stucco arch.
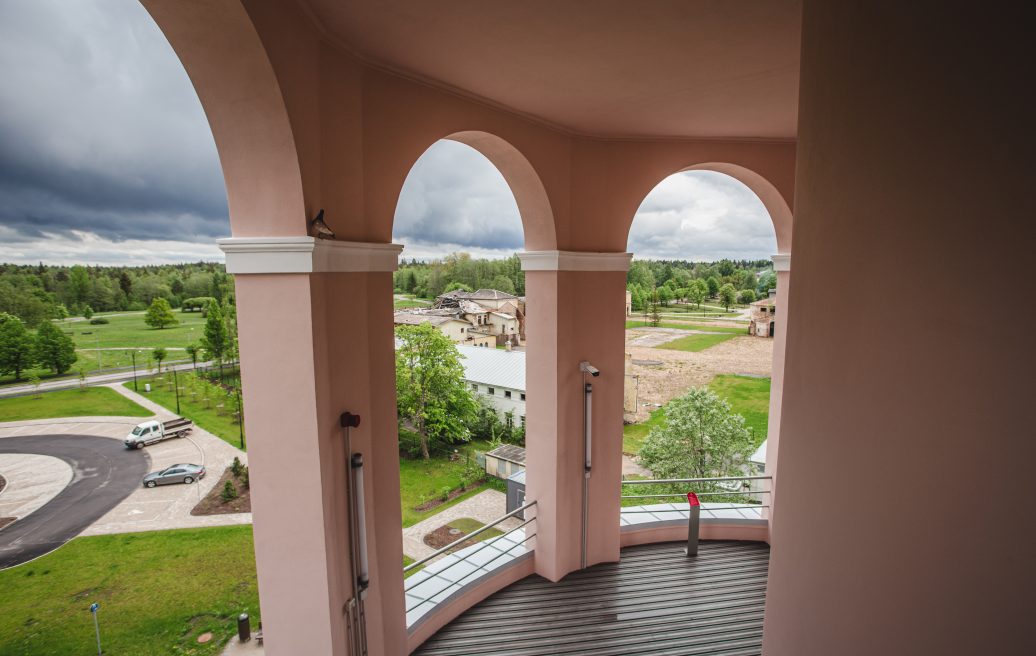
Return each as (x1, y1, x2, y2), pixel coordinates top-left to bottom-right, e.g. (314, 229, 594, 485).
(626, 162, 793, 255)
(390, 131, 557, 251)
(139, 0, 307, 237)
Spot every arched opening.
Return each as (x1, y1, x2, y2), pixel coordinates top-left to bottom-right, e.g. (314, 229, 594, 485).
(620, 167, 789, 545)
(390, 137, 542, 630)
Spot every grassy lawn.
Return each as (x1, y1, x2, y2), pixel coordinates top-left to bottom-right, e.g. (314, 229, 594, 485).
(655, 332, 738, 352)
(126, 372, 245, 450)
(626, 320, 747, 334)
(0, 526, 258, 656)
(622, 406, 665, 454)
(398, 439, 498, 527)
(1, 313, 206, 388)
(0, 387, 151, 422)
(708, 374, 771, 448)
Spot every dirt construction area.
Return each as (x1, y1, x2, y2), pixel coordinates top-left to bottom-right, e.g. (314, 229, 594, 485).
(625, 327, 773, 423)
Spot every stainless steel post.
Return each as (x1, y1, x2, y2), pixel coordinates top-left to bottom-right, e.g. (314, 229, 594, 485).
(685, 491, 700, 557)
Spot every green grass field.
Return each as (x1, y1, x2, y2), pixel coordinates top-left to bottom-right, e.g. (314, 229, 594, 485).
(0, 526, 258, 656)
(398, 439, 501, 527)
(126, 372, 245, 450)
(622, 375, 771, 455)
(655, 332, 738, 352)
(625, 320, 747, 334)
(622, 406, 665, 454)
(394, 298, 432, 309)
(1, 312, 206, 387)
(0, 387, 151, 422)
(708, 375, 771, 448)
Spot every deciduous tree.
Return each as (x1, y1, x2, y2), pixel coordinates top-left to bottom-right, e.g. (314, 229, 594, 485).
(395, 323, 478, 459)
(718, 283, 737, 310)
(34, 320, 76, 374)
(638, 387, 754, 481)
(144, 298, 177, 329)
(0, 313, 36, 381)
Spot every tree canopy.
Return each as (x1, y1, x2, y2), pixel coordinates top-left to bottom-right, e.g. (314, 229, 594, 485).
(144, 298, 177, 329)
(34, 320, 76, 374)
(638, 387, 754, 482)
(395, 323, 478, 459)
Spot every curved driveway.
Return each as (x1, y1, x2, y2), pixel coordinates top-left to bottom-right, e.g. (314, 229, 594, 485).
(0, 435, 149, 569)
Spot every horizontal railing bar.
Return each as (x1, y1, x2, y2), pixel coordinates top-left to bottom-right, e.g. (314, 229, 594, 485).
(620, 505, 769, 514)
(621, 475, 772, 485)
(406, 532, 536, 613)
(621, 491, 768, 499)
(404, 501, 537, 573)
(404, 516, 535, 589)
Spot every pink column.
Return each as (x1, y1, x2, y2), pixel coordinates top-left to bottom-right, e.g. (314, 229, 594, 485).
(763, 254, 790, 533)
(520, 251, 631, 581)
(222, 238, 406, 656)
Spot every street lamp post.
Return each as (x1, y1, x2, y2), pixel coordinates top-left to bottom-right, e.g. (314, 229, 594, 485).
(131, 351, 138, 392)
(173, 367, 181, 415)
(237, 388, 245, 449)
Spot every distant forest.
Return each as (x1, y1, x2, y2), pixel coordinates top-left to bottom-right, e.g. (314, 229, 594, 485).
(393, 252, 776, 310)
(0, 262, 233, 327)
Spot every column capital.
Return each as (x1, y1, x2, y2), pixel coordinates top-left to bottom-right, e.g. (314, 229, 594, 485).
(771, 253, 791, 272)
(519, 250, 632, 272)
(219, 237, 403, 274)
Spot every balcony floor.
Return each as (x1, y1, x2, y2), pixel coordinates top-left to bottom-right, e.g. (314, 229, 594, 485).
(413, 540, 770, 656)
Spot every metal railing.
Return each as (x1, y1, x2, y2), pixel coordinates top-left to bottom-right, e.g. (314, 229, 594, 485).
(404, 501, 537, 616)
(620, 475, 772, 514)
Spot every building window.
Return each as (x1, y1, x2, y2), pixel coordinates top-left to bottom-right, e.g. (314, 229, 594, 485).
(471, 384, 478, 391)
(520, 393, 526, 401)
(504, 390, 512, 399)
(506, 415, 514, 428)
(488, 387, 495, 395)
(520, 415, 526, 426)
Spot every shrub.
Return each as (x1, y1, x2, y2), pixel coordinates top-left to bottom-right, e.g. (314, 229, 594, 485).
(221, 479, 238, 502)
(89, 317, 109, 325)
(231, 457, 244, 478)
(439, 486, 452, 502)
(241, 466, 249, 490)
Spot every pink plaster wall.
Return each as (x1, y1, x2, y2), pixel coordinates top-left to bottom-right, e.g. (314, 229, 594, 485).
(763, 2, 1033, 654)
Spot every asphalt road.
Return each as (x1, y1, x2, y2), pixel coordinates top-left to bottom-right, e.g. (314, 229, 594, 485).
(0, 435, 149, 569)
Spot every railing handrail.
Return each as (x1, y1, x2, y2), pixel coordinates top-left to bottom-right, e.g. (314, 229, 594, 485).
(403, 500, 537, 573)
(621, 475, 772, 486)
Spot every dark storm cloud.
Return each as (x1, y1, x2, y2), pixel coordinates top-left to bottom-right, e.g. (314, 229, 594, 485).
(0, 0, 228, 249)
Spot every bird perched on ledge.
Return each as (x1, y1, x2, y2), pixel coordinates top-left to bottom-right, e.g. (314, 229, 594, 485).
(310, 209, 336, 239)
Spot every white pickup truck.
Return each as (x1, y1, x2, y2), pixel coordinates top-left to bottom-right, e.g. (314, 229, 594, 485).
(124, 418, 194, 449)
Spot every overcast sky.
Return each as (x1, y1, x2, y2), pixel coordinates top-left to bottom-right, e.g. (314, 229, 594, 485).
(0, 0, 776, 266)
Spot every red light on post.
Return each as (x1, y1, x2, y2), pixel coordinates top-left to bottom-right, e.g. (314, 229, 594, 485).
(687, 491, 700, 507)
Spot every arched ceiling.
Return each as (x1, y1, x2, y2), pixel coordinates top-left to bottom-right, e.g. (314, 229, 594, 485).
(300, 0, 801, 140)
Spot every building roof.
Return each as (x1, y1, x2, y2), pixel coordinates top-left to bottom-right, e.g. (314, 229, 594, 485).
(393, 312, 467, 327)
(486, 444, 526, 465)
(469, 289, 518, 300)
(750, 439, 767, 466)
(490, 312, 515, 320)
(507, 469, 527, 485)
(457, 343, 525, 391)
(750, 297, 776, 308)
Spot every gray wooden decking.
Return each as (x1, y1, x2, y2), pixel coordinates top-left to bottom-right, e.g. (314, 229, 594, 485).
(414, 540, 769, 656)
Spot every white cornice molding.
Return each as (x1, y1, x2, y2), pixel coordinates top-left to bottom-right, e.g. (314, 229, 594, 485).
(219, 237, 403, 274)
(519, 250, 633, 272)
(771, 253, 791, 272)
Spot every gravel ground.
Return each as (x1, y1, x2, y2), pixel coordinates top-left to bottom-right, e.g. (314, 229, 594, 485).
(625, 329, 773, 423)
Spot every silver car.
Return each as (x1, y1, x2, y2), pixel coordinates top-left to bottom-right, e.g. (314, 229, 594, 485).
(143, 463, 206, 488)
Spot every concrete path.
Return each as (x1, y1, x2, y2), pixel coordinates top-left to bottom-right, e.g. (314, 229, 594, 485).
(0, 390, 251, 543)
(402, 489, 521, 562)
(0, 453, 72, 522)
(0, 360, 213, 398)
(0, 434, 149, 568)
(626, 326, 723, 348)
(222, 634, 265, 656)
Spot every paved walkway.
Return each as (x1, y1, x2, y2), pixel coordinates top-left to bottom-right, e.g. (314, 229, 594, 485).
(0, 385, 251, 537)
(0, 453, 72, 522)
(402, 489, 520, 562)
(0, 360, 213, 398)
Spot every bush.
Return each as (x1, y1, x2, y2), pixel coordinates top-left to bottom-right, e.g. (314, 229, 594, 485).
(231, 457, 244, 478)
(240, 466, 249, 490)
(89, 317, 109, 325)
(221, 479, 238, 502)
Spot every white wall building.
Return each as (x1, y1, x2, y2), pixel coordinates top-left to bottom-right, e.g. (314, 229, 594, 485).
(456, 344, 526, 427)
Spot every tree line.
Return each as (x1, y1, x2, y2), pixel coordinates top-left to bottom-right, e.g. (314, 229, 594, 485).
(394, 253, 525, 298)
(0, 262, 232, 328)
(627, 258, 776, 312)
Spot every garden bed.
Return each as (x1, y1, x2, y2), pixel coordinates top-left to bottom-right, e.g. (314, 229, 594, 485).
(423, 517, 503, 553)
(191, 467, 251, 516)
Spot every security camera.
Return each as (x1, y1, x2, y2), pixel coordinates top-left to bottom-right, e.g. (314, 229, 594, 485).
(579, 361, 600, 377)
